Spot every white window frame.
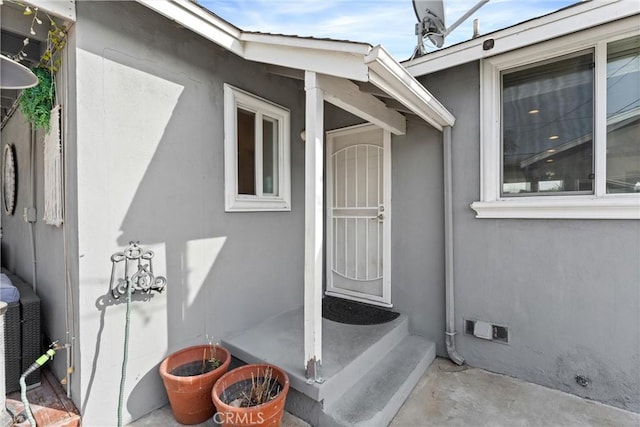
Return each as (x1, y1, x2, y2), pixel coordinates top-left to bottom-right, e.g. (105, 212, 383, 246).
(473, 17, 640, 219)
(224, 84, 291, 212)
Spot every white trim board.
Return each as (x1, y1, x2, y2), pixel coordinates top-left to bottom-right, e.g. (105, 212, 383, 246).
(404, 0, 639, 76)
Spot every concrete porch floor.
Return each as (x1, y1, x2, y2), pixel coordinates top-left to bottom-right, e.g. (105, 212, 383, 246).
(130, 358, 639, 426)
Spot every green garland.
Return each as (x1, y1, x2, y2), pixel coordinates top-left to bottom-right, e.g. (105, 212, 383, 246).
(19, 67, 54, 132)
(18, 18, 67, 133)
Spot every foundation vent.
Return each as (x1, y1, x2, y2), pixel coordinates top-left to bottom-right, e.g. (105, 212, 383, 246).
(464, 319, 509, 343)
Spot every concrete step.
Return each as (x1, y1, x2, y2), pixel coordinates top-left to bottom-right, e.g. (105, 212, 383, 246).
(222, 307, 410, 406)
(322, 335, 436, 427)
(316, 315, 409, 407)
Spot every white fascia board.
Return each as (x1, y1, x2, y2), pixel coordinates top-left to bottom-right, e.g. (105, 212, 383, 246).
(243, 42, 370, 82)
(135, 0, 243, 56)
(317, 74, 406, 135)
(241, 33, 372, 56)
(25, 0, 75, 22)
(405, 0, 639, 76)
(366, 46, 455, 131)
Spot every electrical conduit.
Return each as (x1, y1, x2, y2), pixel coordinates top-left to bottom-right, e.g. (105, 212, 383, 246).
(28, 124, 37, 293)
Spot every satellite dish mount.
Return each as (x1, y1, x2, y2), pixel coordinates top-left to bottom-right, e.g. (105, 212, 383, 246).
(413, 0, 490, 56)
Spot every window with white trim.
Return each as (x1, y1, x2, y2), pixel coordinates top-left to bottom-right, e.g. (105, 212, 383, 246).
(224, 84, 291, 211)
(474, 21, 639, 219)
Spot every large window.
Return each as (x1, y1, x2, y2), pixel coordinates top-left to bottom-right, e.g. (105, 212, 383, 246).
(502, 52, 595, 196)
(606, 36, 640, 194)
(224, 84, 290, 211)
(474, 21, 639, 219)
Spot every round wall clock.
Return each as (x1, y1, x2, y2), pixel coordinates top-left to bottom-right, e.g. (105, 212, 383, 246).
(3, 144, 17, 215)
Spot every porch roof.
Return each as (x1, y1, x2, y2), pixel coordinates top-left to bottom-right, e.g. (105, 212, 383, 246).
(135, 0, 455, 133)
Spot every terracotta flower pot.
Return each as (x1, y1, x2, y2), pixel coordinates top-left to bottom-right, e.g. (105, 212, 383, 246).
(159, 344, 231, 425)
(212, 364, 290, 427)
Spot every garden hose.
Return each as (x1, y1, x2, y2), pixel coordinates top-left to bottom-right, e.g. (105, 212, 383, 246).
(117, 279, 133, 427)
(20, 345, 58, 426)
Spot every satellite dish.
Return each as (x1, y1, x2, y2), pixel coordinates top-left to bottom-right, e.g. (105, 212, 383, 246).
(0, 55, 39, 89)
(413, 1, 446, 49)
(412, 0, 490, 56)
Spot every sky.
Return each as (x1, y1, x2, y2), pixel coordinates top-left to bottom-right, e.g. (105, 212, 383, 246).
(200, 0, 579, 60)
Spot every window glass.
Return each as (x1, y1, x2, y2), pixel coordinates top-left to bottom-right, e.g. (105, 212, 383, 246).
(237, 108, 256, 195)
(501, 52, 594, 196)
(262, 116, 278, 195)
(607, 36, 640, 194)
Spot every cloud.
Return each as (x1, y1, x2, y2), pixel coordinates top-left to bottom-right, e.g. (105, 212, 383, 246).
(202, 0, 578, 60)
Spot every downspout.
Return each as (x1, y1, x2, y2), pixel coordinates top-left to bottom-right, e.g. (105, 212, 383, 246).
(443, 125, 464, 365)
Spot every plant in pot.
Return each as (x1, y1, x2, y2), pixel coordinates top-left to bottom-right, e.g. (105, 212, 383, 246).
(212, 364, 290, 427)
(159, 343, 231, 425)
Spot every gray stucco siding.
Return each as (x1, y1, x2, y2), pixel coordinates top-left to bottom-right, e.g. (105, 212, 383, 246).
(419, 60, 640, 413)
(390, 118, 446, 356)
(73, 2, 306, 424)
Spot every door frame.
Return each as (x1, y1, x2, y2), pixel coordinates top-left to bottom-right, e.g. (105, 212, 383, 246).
(325, 123, 392, 308)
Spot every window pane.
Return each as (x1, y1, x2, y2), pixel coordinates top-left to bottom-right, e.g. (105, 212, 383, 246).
(237, 108, 256, 195)
(502, 53, 594, 196)
(607, 36, 640, 194)
(262, 116, 279, 195)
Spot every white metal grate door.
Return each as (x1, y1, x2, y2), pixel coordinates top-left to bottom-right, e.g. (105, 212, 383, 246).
(326, 124, 391, 307)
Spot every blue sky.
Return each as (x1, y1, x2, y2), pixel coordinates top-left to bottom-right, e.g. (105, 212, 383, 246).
(200, 0, 579, 60)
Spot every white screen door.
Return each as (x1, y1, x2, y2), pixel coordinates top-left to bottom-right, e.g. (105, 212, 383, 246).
(326, 123, 391, 307)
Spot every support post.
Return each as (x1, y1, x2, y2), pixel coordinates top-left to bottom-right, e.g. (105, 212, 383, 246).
(304, 71, 324, 382)
(0, 302, 14, 427)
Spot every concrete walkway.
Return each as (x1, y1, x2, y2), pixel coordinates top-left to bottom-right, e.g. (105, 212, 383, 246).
(131, 358, 639, 426)
(391, 358, 639, 427)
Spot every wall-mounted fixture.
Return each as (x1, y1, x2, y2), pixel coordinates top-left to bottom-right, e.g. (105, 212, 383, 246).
(109, 241, 166, 299)
(109, 241, 166, 426)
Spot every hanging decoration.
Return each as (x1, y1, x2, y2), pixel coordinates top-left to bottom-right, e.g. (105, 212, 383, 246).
(19, 67, 53, 131)
(43, 105, 63, 226)
(14, 2, 68, 132)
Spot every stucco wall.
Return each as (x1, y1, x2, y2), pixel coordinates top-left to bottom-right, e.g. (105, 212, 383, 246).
(419, 61, 640, 412)
(390, 118, 446, 354)
(73, 2, 306, 424)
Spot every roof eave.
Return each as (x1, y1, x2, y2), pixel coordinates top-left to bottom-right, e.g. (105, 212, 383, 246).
(134, 0, 455, 131)
(366, 46, 455, 131)
(135, 0, 244, 55)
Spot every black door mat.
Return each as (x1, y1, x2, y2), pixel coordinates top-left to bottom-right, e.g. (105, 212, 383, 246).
(322, 296, 400, 325)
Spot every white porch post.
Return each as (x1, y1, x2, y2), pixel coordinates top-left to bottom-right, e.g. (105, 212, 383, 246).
(304, 71, 324, 382)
